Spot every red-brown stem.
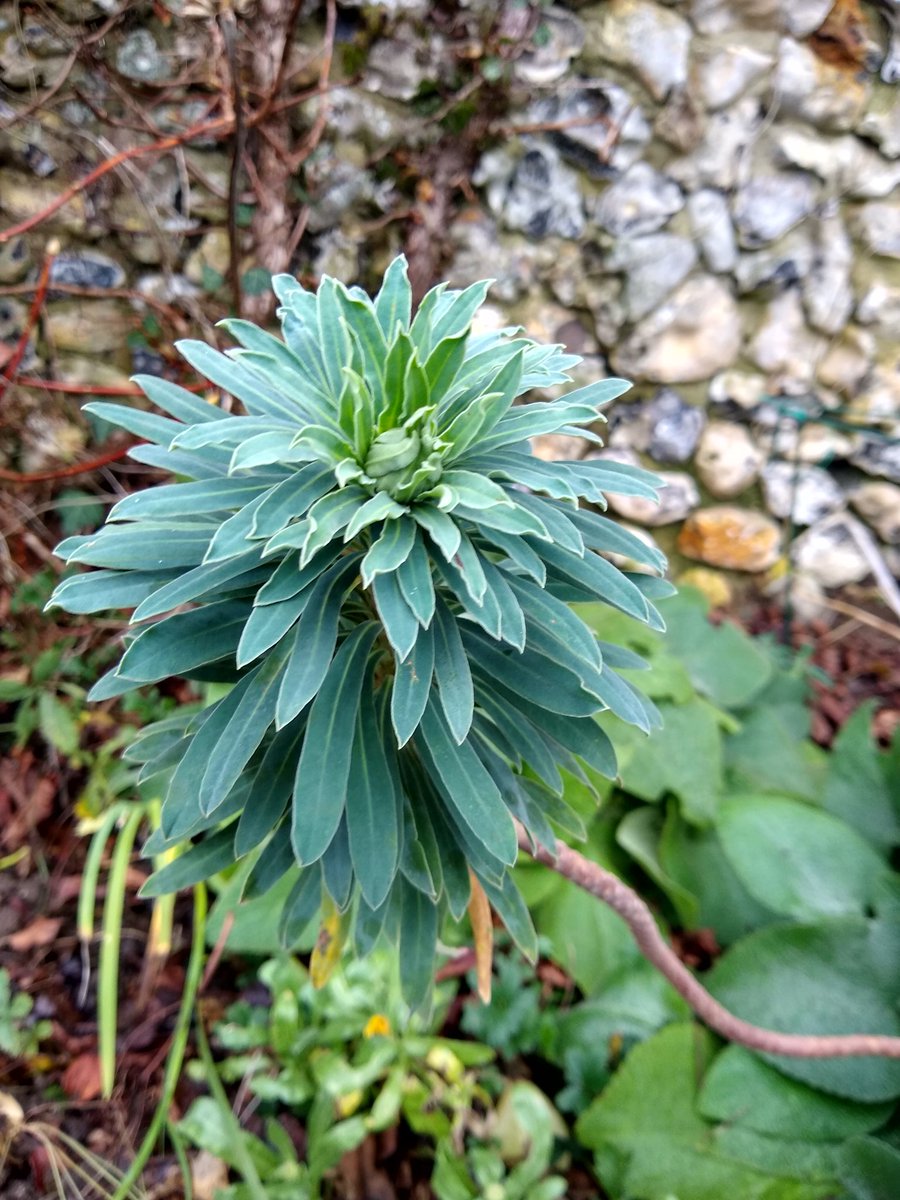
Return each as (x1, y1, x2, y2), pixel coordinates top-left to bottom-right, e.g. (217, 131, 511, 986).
(516, 825, 900, 1059)
(0, 245, 56, 401)
(0, 116, 231, 243)
(0, 441, 137, 484)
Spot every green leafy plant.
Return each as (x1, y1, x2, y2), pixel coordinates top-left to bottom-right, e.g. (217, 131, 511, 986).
(0, 968, 52, 1060)
(48, 255, 670, 1008)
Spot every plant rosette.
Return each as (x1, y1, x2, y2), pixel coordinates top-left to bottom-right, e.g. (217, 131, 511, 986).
(48, 257, 670, 1009)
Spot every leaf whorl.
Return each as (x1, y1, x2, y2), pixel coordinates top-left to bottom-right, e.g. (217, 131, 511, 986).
(50, 257, 670, 1009)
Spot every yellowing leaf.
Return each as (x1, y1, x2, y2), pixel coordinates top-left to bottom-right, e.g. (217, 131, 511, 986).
(310, 895, 346, 988)
(467, 869, 493, 1004)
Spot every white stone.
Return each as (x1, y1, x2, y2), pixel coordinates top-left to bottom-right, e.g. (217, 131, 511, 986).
(668, 98, 762, 190)
(750, 290, 828, 391)
(855, 202, 900, 259)
(817, 329, 875, 395)
(857, 284, 900, 340)
(526, 87, 651, 175)
(761, 461, 845, 525)
(694, 420, 764, 498)
(735, 229, 814, 295)
(733, 173, 818, 248)
(772, 422, 859, 465)
(693, 37, 775, 111)
(709, 370, 768, 411)
(611, 275, 742, 384)
(594, 163, 684, 238)
(609, 471, 700, 526)
(851, 437, 900, 483)
(513, 6, 585, 85)
(803, 209, 854, 336)
(785, 0, 834, 37)
(687, 188, 737, 273)
(851, 363, 900, 424)
(582, 0, 691, 100)
(859, 86, 900, 160)
(689, 0, 782, 36)
(773, 127, 900, 198)
(851, 482, 900, 544)
(793, 518, 871, 588)
(476, 142, 585, 240)
(607, 233, 698, 321)
(775, 37, 870, 132)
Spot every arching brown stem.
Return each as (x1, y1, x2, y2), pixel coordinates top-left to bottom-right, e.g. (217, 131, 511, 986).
(516, 825, 900, 1059)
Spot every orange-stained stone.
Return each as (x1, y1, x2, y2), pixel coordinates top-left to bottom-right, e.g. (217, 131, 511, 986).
(677, 506, 781, 573)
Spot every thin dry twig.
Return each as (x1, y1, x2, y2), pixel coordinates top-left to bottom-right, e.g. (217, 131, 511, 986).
(0, 241, 57, 403)
(516, 824, 900, 1059)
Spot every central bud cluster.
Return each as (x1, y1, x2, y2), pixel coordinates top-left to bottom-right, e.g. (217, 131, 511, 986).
(360, 410, 444, 501)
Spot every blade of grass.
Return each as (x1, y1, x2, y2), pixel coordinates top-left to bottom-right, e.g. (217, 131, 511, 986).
(112, 885, 208, 1200)
(166, 1119, 193, 1200)
(77, 802, 128, 1008)
(99, 806, 144, 1098)
(194, 1015, 269, 1200)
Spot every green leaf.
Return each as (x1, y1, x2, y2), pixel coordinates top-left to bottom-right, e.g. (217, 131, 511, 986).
(616, 807, 699, 926)
(48, 569, 177, 615)
(706, 918, 900, 1102)
(82, 401, 182, 446)
(374, 254, 412, 336)
(278, 868, 322, 948)
(131, 547, 264, 621)
(396, 531, 436, 627)
(346, 685, 401, 909)
(611, 697, 723, 823)
(38, 692, 79, 756)
(300, 486, 369, 564)
(698, 1046, 893, 1141)
(199, 645, 289, 814)
(398, 879, 438, 1012)
(390, 625, 435, 748)
(717, 795, 888, 919)
(465, 632, 599, 718)
(66, 524, 212, 570)
(412, 505, 461, 562)
(243, 822, 295, 899)
(276, 554, 361, 728)
(416, 695, 516, 866)
(658, 809, 772, 945)
(432, 597, 474, 743)
(838, 1137, 900, 1200)
(360, 516, 417, 587)
(234, 725, 302, 856)
(371, 571, 419, 660)
(576, 1023, 834, 1200)
(134, 374, 226, 425)
(823, 702, 899, 854)
(250, 466, 335, 538)
(142, 827, 236, 898)
(120, 600, 248, 682)
(236, 588, 308, 667)
(109, 478, 268, 523)
(533, 870, 640, 995)
(291, 623, 380, 865)
(161, 675, 256, 836)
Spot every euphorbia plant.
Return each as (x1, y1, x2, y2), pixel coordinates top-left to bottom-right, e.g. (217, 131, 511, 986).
(49, 257, 670, 1009)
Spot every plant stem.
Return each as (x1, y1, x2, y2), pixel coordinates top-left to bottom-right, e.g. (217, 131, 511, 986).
(516, 824, 900, 1060)
(111, 885, 208, 1200)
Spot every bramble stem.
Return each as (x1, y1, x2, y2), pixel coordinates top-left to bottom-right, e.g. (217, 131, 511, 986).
(516, 825, 900, 1060)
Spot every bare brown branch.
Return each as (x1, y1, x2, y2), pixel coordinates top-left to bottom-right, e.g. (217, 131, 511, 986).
(516, 825, 900, 1060)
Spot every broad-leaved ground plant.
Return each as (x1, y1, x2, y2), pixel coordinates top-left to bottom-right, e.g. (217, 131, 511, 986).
(49, 257, 670, 1008)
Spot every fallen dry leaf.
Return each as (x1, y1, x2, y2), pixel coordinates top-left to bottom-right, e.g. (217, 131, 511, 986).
(5, 915, 62, 952)
(62, 1053, 102, 1101)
